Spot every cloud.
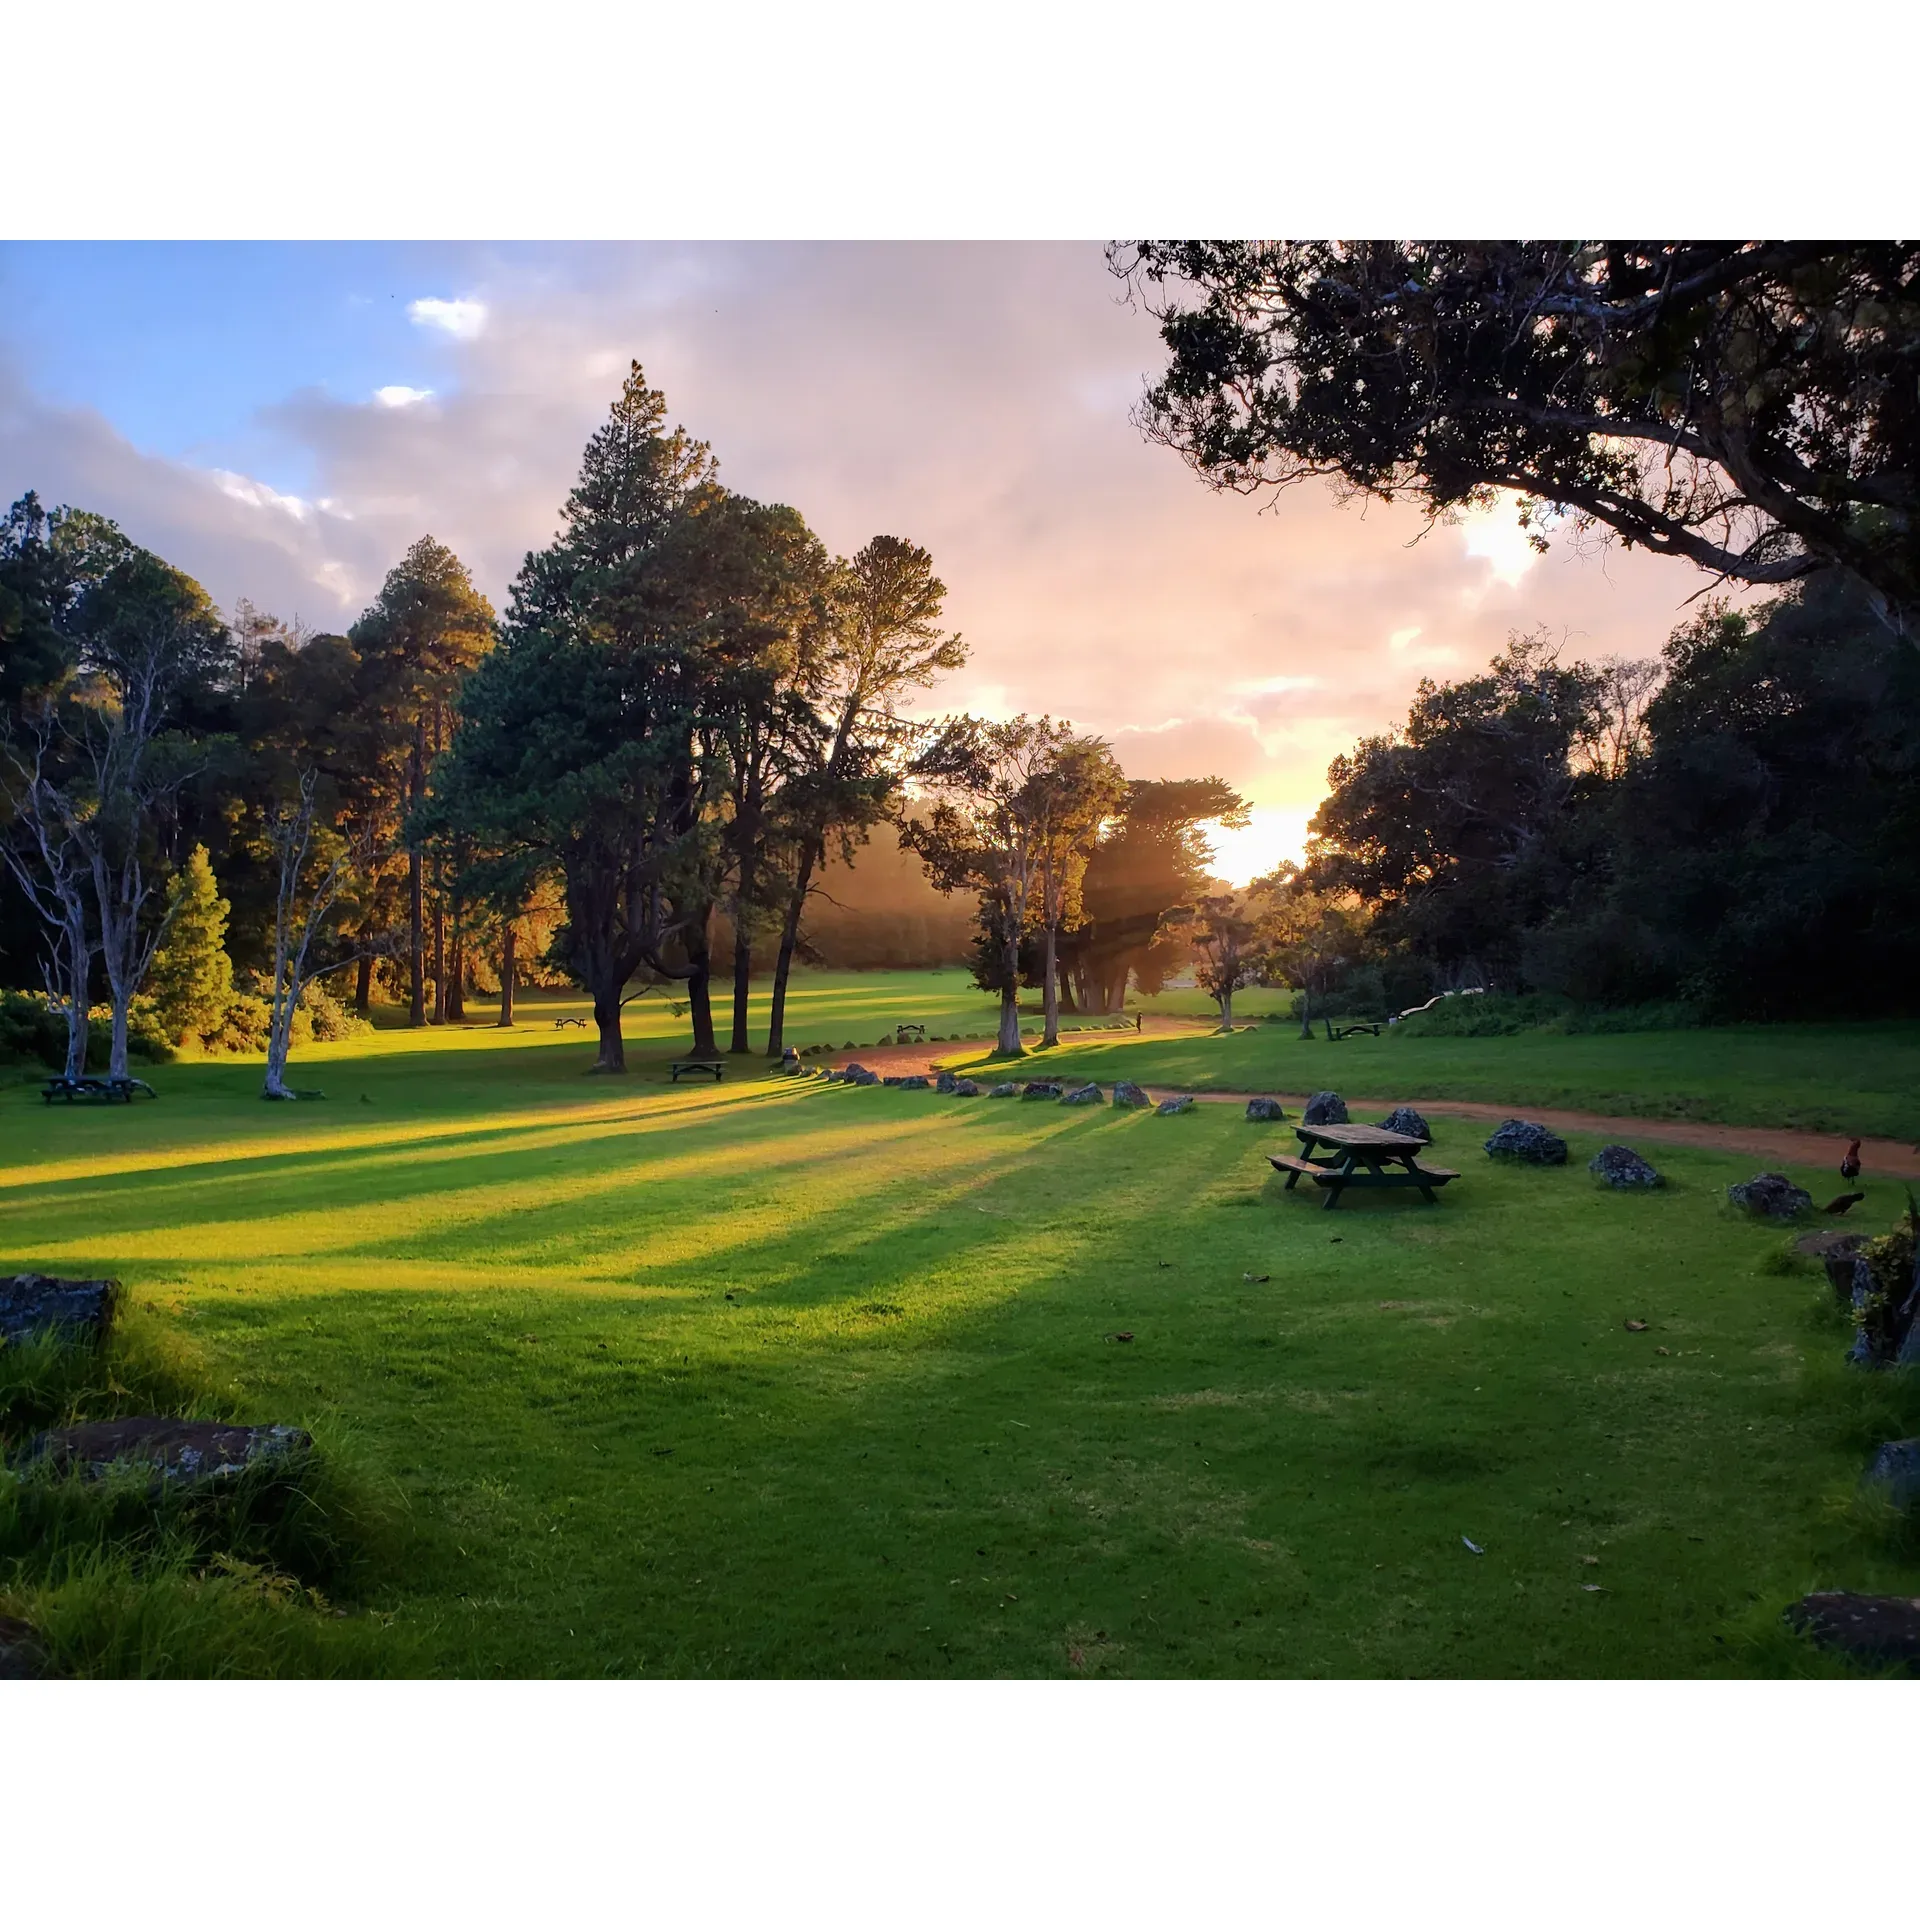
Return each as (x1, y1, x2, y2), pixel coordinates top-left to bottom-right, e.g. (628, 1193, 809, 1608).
(373, 385, 433, 408)
(406, 297, 487, 341)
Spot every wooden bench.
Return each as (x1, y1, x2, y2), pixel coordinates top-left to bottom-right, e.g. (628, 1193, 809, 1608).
(553, 1016, 587, 1028)
(42, 1075, 156, 1105)
(1269, 1122, 1458, 1209)
(670, 1060, 725, 1084)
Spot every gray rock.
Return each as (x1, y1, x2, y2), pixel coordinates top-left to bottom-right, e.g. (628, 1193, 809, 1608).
(882, 1074, 930, 1089)
(1589, 1144, 1661, 1189)
(1022, 1081, 1063, 1101)
(1155, 1096, 1195, 1116)
(27, 1417, 313, 1487)
(1862, 1439, 1920, 1513)
(1245, 1097, 1287, 1122)
(1484, 1118, 1569, 1166)
(842, 1063, 879, 1086)
(953, 1079, 982, 1097)
(1728, 1171, 1813, 1220)
(1302, 1091, 1348, 1126)
(1379, 1107, 1430, 1141)
(1786, 1591, 1920, 1671)
(1062, 1082, 1104, 1106)
(0, 1274, 118, 1347)
(0, 1614, 47, 1681)
(1112, 1081, 1150, 1110)
(935, 1071, 958, 1094)
(989, 1082, 1020, 1099)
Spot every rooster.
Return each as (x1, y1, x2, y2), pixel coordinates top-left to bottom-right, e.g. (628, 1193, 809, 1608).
(1840, 1138, 1862, 1186)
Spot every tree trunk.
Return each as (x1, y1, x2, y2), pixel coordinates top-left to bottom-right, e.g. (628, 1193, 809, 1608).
(497, 923, 516, 1027)
(996, 908, 1025, 1056)
(409, 721, 426, 1026)
(447, 921, 466, 1022)
(1041, 920, 1060, 1047)
(686, 911, 720, 1059)
(108, 997, 131, 1081)
(765, 842, 817, 1058)
(591, 979, 625, 1072)
(1058, 965, 1077, 1015)
(354, 952, 373, 1016)
(1299, 984, 1313, 1038)
(431, 882, 446, 1024)
(59, 915, 90, 1079)
(1219, 985, 1234, 1032)
(730, 922, 752, 1054)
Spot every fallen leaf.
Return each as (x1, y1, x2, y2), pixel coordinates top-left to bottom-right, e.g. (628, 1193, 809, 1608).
(1581, 1584, 1607, 1593)
(1105, 1331, 1135, 1343)
(1581, 1555, 1600, 1566)
(1625, 1319, 1649, 1333)
(1462, 1536, 1485, 1555)
(1655, 1345, 1670, 1355)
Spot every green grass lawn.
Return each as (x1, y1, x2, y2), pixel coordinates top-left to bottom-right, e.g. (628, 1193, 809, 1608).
(992, 1018, 1920, 1140)
(2, 967, 1915, 1677)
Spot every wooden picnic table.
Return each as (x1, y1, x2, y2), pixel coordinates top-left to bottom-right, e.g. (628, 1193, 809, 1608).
(1268, 1121, 1457, 1210)
(670, 1059, 725, 1085)
(41, 1074, 156, 1105)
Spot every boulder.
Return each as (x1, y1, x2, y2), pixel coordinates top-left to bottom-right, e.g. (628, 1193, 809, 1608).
(0, 1615, 47, 1681)
(935, 1071, 958, 1094)
(26, 1418, 313, 1486)
(883, 1075, 930, 1090)
(0, 1274, 118, 1347)
(1727, 1171, 1813, 1220)
(842, 1063, 879, 1086)
(1112, 1081, 1150, 1110)
(1786, 1591, 1920, 1672)
(1484, 1118, 1569, 1166)
(1245, 1097, 1287, 1122)
(1589, 1144, 1662, 1189)
(1379, 1107, 1430, 1141)
(1155, 1096, 1195, 1116)
(988, 1082, 1020, 1099)
(1862, 1439, 1920, 1514)
(953, 1079, 983, 1097)
(1302, 1091, 1348, 1126)
(1022, 1081, 1063, 1101)
(1062, 1082, 1104, 1106)
(1795, 1229, 1869, 1261)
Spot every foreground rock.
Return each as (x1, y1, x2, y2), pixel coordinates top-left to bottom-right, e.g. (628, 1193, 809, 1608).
(1728, 1171, 1812, 1220)
(1302, 1091, 1348, 1126)
(1022, 1081, 1063, 1101)
(0, 1274, 118, 1346)
(952, 1078, 982, 1097)
(841, 1063, 879, 1086)
(1839, 1220, 1920, 1369)
(1156, 1096, 1194, 1116)
(1484, 1119, 1569, 1166)
(1245, 1097, 1286, 1123)
(1062, 1082, 1103, 1106)
(26, 1418, 313, 1485)
(1589, 1144, 1662, 1189)
(1794, 1230, 1870, 1304)
(882, 1075, 930, 1089)
(935, 1070, 958, 1094)
(1112, 1081, 1150, 1110)
(0, 1615, 48, 1680)
(1786, 1591, 1920, 1671)
(1379, 1107, 1430, 1141)
(1862, 1439, 1920, 1513)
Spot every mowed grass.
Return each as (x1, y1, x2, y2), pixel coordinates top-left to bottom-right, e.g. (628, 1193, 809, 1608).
(995, 1019, 1920, 1140)
(1, 967, 1915, 1677)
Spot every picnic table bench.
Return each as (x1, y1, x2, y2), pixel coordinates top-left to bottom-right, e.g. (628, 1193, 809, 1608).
(42, 1074, 157, 1105)
(1269, 1121, 1457, 1210)
(553, 1016, 587, 1028)
(669, 1059, 725, 1084)
(1323, 1017, 1383, 1040)
(894, 1023, 927, 1041)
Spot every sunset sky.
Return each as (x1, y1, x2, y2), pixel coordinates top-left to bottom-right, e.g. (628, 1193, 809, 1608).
(0, 241, 1734, 880)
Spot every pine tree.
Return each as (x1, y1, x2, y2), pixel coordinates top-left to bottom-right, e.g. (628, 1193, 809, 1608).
(147, 844, 233, 1045)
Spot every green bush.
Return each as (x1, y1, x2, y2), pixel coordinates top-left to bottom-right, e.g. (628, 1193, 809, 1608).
(1391, 990, 1705, 1039)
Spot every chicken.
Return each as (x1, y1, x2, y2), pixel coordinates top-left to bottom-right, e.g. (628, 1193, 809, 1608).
(1840, 1138, 1862, 1185)
(1823, 1192, 1866, 1216)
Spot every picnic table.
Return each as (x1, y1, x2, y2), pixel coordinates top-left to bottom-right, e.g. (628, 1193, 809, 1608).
(42, 1074, 157, 1105)
(1268, 1121, 1457, 1210)
(670, 1060, 725, 1084)
(1323, 1017, 1383, 1040)
(553, 1016, 587, 1028)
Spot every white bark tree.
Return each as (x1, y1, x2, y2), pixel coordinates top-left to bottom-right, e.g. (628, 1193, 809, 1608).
(261, 769, 352, 1100)
(1, 726, 94, 1080)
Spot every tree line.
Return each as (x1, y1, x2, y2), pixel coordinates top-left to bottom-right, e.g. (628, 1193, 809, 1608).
(0, 362, 1257, 1085)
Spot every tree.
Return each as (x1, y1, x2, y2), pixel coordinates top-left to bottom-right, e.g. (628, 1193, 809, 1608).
(147, 843, 233, 1045)
(0, 725, 94, 1077)
(1257, 867, 1370, 1036)
(260, 769, 351, 1099)
(902, 715, 1065, 1056)
(1061, 776, 1249, 1011)
(1113, 242, 1920, 639)
(348, 538, 495, 1026)
(1028, 734, 1127, 1046)
(435, 364, 732, 1073)
(764, 535, 965, 1058)
(1185, 885, 1273, 1031)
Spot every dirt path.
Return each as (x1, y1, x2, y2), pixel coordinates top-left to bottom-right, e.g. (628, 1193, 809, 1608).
(826, 1034, 1914, 1177)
